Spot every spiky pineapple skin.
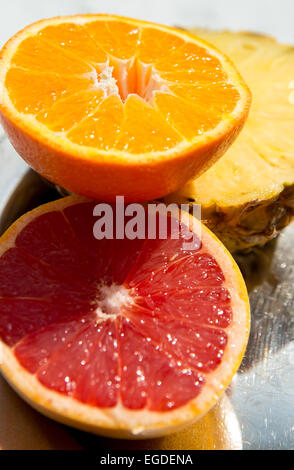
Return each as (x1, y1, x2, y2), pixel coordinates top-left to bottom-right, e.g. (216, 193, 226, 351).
(199, 185, 294, 252)
(166, 29, 294, 252)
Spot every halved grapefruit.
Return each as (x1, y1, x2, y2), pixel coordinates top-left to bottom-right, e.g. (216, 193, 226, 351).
(0, 15, 251, 201)
(0, 196, 250, 438)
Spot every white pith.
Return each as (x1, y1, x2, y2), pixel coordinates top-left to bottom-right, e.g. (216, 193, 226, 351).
(90, 64, 120, 98)
(95, 283, 133, 319)
(88, 59, 170, 103)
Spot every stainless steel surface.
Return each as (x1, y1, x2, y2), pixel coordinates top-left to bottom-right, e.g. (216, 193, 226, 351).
(233, 235, 294, 449)
(0, 132, 293, 450)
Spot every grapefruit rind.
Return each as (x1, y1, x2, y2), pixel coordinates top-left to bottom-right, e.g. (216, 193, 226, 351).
(0, 196, 250, 439)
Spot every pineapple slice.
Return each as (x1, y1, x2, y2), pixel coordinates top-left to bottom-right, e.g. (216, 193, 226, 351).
(165, 30, 294, 252)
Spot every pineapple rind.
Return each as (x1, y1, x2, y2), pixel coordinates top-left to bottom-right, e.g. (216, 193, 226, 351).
(166, 30, 294, 252)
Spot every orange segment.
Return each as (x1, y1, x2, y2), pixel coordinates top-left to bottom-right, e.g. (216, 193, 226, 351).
(5, 67, 94, 116)
(154, 93, 219, 139)
(150, 40, 227, 77)
(114, 95, 181, 153)
(36, 23, 108, 66)
(11, 35, 92, 75)
(87, 20, 141, 59)
(37, 89, 105, 133)
(154, 82, 240, 139)
(0, 15, 251, 201)
(137, 26, 186, 64)
(169, 82, 240, 113)
(67, 95, 124, 149)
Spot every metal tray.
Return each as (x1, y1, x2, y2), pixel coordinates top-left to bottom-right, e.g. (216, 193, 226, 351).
(1, 132, 294, 450)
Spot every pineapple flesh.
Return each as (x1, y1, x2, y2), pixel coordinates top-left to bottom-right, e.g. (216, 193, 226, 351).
(165, 30, 294, 252)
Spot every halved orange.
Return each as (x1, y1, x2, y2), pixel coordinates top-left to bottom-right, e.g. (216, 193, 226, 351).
(0, 15, 251, 201)
(0, 196, 250, 438)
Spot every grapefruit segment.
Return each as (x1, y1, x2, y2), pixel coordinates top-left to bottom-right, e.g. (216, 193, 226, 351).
(0, 15, 251, 201)
(117, 318, 204, 412)
(0, 196, 250, 438)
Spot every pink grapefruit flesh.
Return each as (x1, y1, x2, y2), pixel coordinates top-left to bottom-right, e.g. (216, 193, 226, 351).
(0, 196, 250, 438)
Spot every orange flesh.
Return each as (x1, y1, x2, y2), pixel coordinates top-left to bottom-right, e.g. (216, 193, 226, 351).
(4, 18, 240, 154)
